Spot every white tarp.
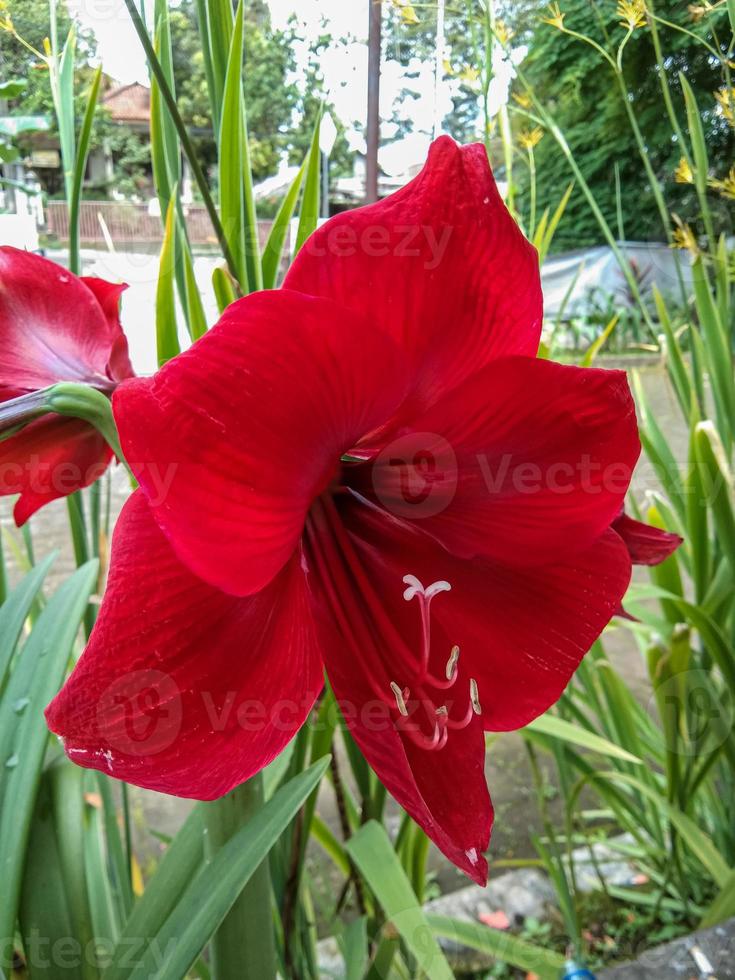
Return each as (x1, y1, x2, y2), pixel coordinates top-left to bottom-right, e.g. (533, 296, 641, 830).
(541, 242, 694, 318)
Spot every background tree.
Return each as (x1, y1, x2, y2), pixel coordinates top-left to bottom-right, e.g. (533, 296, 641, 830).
(171, 0, 306, 184)
(514, 0, 735, 249)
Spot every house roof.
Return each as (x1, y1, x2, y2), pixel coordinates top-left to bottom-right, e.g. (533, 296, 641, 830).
(102, 82, 151, 125)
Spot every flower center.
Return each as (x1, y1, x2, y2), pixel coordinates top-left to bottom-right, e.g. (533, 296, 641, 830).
(304, 495, 480, 753)
(388, 574, 481, 752)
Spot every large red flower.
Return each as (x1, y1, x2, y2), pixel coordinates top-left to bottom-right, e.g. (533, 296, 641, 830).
(0, 247, 134, 524)
(46, 138, 676, 884)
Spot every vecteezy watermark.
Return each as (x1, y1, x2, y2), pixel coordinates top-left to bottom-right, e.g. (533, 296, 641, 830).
(370, 430, 638, 520)
(647, 667, 734, 757)
(0, 458, 178, 506)
(11, 932, 179, 973)
(372, 432, 458, 518)
(96, 669, 183, 757)
(299, 222, 454, 271)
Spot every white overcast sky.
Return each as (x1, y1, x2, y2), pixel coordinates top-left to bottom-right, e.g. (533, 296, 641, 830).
(66, 0, 518, 166)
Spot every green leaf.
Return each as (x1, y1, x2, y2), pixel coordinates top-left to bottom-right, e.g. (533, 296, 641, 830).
(0, 78, 26, 99)
(261, 161, 306, 289)
(0, 553, 56, 691)
(18, 774, 79, 979)
(694, 421, 735, 578)
(0, 560, 98, 970)
(108, 759, 330, 980)
(212, 265, 238, 314)
(596, 772, 732, 887)
(653, 286, 691, 419)
(156, 194, 181, 366)
(345, 821, 454, 980)
(294, 110, 323, 256)
(218, 0, 246, 290)
(523, 713, 643, 764)
(427, 915, 565, 979)
(339, 916, 369, 980)
(103, 808, 204, 980)
(581, 313, 618, 366)
(701, 866, 735, 928)
(51, 763, 99, 977)
(68, 66, 102, 275)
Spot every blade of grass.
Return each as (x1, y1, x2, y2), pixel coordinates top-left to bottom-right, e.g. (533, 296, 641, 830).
(346, 821, 453, 980)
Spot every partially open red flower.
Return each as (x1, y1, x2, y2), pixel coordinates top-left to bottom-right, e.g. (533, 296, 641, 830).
(612, 508, 682, 565)
(46, 138, 676, 884)
(0, 247, 133, 524)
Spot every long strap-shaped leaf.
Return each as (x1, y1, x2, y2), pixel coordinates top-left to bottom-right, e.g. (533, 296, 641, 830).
(0, 552, 55, 691)
(346, 821, 454, 980)
(0, 560, 98, 970)
(103, 758, 330, 980)
(427, 915, 565, 979)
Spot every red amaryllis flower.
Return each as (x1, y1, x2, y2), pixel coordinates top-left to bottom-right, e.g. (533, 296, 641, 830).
(46, 138, 676, 884)
(0, 247, 133, 524)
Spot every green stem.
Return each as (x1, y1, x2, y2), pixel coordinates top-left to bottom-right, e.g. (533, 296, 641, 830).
(204, 774, 277, 980)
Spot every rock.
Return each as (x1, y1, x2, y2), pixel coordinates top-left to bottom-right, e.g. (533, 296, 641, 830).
(599, 917, 735, 978)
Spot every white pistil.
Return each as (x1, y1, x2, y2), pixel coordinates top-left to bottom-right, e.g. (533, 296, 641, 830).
(436, 705, 448, 717)
(390, 681, 409, 716)
(446, 644, 460, 680)
(470, 678, 482, 715)
(402, 573, 451, 602)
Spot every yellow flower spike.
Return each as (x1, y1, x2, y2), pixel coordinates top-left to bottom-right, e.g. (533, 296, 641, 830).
(542, 2, 566, 29)
(513, 91, 533, 109)
(715, 87, 735, 127)
(42, 36, 52, 57)
(388, 0, 419, 24)
(671, 216, 701, 256)
(674, 157, 694, 184)
(495, 20, 514, 46)
(458, 65, 481, 84)
(442, 58, 454, 76)
(616, 0, 647, 29)
(709, 166, 735, 200)
(519, 126, 544, 150)
(687, 1, 711, 19)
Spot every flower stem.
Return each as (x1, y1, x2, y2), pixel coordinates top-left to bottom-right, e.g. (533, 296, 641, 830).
(203, 773, 277, 980)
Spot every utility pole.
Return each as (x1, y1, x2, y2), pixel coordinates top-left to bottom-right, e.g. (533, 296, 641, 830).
(433, 0, 446, 139)
(366, 0, 381, 203)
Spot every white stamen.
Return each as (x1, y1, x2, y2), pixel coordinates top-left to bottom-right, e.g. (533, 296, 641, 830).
(446, 645, 460, 680)
(390, 681, 409, 716)
(465, 847, 479, 865)
(436, 705, 448, 717)
(470, 678, 482, 715)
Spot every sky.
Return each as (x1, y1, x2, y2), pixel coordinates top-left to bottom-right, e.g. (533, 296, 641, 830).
(67, 0, 519, 171)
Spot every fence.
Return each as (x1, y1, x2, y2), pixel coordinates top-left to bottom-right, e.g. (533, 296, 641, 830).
(44, 200, 273, 247)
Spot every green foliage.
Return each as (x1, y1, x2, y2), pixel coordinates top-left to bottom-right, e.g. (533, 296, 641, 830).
(517, 0, 735, 249)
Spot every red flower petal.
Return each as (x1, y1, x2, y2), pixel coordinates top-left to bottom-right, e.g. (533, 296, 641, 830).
(46, 491, 324, 798)
(336, 499, 631, 734)
(284, 137, 541, 411)
(80, 277, 134, 382)
(0, 414, 112, 525)
(114, 290, 408, 596)
(305, 497, 491, 884)
(305, 496, 628, 880)
(351, 357, 641, 567)
(0, 247, 121, 390)
(612, 510, 682, 565)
